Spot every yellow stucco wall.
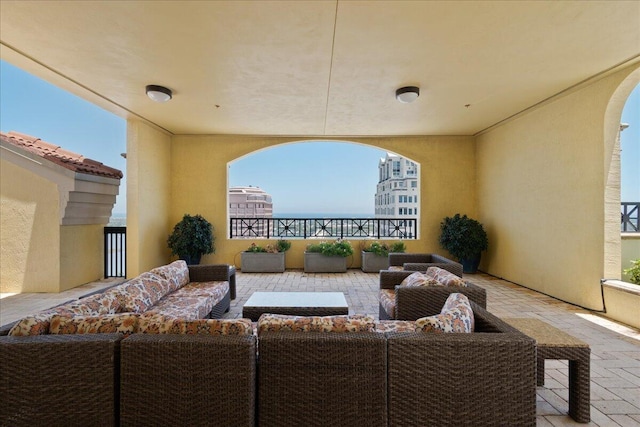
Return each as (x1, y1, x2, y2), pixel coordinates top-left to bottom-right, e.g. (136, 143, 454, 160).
(476, 64, 640, 310)
(0, 159, 60, 292)
(59, 224, 103, 291)
(126, 119, 173, 277)
(169, 135, 476, 269)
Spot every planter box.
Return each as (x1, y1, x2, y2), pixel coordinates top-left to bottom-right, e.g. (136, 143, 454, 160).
(241, 252, 285, 273)
(304, 252, 347, 273)
(361, 251, 389, 273)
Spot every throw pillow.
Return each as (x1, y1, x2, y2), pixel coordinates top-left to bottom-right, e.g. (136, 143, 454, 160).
(400, 272, 442, 287)
(415, 293, 474, 333)
(49, 313, 138, 335)
(426, 266, 467, 287)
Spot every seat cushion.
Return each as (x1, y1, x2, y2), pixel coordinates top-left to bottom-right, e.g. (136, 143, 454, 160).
(400, 271, 442, 287)
(257, 314, 375, 335)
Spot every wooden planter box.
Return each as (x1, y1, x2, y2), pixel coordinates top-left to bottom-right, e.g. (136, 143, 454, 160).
(304, 252, 347, 273)
(241, 252, 285, 273)
(361, 251, 389, 273)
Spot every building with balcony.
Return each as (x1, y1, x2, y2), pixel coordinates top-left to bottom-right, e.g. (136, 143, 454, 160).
(375, 153, 419, 219)
(229, 186, 273, 218)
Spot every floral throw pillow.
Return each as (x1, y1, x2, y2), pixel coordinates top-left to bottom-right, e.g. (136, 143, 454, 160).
(49, 314, 138, 335)
(400, 271, 442, 287)
(257, 314, 375, 335)
(426, 267, 467, 287)
(415, 293, 474, 333)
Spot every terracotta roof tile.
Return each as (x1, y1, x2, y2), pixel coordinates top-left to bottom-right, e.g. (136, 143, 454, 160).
(0, 131, 123, 179)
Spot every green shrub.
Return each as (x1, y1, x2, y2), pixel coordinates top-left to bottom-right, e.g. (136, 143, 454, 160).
(246, 239, 291, 253)
(624, 259, 640, 285)
(167, 214, 215, 263)
(439, 214, 488, 260)
(363, 241, 406, 257)
(306, 239, 354, 257)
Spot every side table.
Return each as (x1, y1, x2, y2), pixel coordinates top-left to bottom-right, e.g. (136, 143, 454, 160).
(504, 317, 590, 423)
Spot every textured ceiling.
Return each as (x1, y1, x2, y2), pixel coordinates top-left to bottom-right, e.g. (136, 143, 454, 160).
(1, 0, 639, 136)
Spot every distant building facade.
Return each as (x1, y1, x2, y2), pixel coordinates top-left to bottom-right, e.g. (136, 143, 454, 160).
(375, 153, 419, 219)
(229, 186, 273, 218)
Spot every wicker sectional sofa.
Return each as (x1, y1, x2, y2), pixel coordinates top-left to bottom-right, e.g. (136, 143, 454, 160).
(1, 269, 535, 427)
(389, 252, 464, 277)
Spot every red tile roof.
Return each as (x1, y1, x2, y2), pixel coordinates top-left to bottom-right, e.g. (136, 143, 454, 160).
(0, 131, 123, 179)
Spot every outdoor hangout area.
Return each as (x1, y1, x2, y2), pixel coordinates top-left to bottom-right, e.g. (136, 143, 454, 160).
(1, 258, 639, 426)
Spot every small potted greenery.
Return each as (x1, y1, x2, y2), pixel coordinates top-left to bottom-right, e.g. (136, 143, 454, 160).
(167, 214, 215, 265)
(439, 213, 488, 274)
(361, 241, 406, 273)
(304, 239, 354, 273)
(624, 259, 640, 285)
(241, 239, 291, 273)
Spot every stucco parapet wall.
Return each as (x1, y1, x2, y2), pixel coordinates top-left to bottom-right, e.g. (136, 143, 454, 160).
(602, 280, 640, 296)
(1, 135, 121, 226)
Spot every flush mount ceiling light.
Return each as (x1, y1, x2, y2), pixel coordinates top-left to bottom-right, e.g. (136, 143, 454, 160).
(145, 85, 172, 102)
(396, 86, 420, 103)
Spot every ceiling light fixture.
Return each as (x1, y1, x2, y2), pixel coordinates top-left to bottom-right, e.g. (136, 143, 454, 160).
(396, 86, 420, 103)
(145, 85, 172, 102)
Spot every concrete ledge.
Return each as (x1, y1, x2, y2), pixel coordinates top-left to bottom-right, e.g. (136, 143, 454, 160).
(602, 280, 640, 329)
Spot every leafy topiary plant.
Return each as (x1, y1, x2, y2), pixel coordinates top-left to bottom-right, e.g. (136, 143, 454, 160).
(306, 239, 354, 257)
(439, 214, 488, 273)
(624, 259, 640, 285)
(167, 214, 215, 264)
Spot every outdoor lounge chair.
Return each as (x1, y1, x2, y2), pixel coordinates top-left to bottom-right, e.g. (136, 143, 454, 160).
(388, 253, 463, 277)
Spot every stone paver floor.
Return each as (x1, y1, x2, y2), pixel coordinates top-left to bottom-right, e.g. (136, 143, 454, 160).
(1, 270, 639, 426)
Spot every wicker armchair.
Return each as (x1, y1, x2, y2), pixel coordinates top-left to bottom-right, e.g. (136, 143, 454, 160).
(258, 332, 388, 427)
(387, 302, 536, 427)
(120, 333, 256, 427)
(379, 270, 487, 320)
(388, 253, 463, 277)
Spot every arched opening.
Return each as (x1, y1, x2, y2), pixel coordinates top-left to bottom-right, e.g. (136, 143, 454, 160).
(227, 140, 421, 240)
(603, 71, 640, 281)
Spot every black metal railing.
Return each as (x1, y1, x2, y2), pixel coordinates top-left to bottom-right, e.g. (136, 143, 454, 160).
(104, 226, 126, 277)
(230, 217, 417, 239)
(621, 202, 639, 232)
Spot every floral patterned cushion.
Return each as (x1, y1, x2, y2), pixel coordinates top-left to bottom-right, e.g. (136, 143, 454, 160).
(169, 281, 229, 305)
(400, 272, 442, 287)
(63, 292, 121, 316)
(257, 314, 375, 335)
(415, 293, 474, 333)
(104, 272, 170, 313)
(49, 314, 138, 335)
(142, 296, 214, 320)
(150, 260, 190, 292)
(426, 267, 467, 287)
(8, 306, 75, 336)
(375, 320, 416, 333)
(378, 289, 396, 318)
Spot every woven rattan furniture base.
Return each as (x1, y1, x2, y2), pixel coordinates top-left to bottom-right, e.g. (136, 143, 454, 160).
(242, 291, 348, 321)
(504, 317, 591, 423)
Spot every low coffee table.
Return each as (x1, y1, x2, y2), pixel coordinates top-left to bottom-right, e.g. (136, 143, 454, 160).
(242, 291, 349, 321)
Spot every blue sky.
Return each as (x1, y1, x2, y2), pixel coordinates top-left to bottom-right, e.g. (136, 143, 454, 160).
(1, 59, 639, 217)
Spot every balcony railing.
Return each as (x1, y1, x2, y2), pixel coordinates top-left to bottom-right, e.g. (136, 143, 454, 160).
(621, 202, 639, 232)
(104, 226, 126, 278)
(230, 217, 417, 239)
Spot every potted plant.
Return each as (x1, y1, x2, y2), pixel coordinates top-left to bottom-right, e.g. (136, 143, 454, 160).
(304, 239, 354, 273)
(361, 241, 406, 273)
(167, 214, 215, 265)
(241, 239, 291, 273)
(439, 213, 488, 274)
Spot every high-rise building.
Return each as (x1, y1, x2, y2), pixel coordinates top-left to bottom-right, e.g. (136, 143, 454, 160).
(375, 153, 419, 219)
(229, 186, 273, 218)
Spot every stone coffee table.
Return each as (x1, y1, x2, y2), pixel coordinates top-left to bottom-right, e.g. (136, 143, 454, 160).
(242, 291, 348, 321)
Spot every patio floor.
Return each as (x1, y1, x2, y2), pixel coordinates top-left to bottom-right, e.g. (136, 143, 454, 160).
(1, 269, 639, 426)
